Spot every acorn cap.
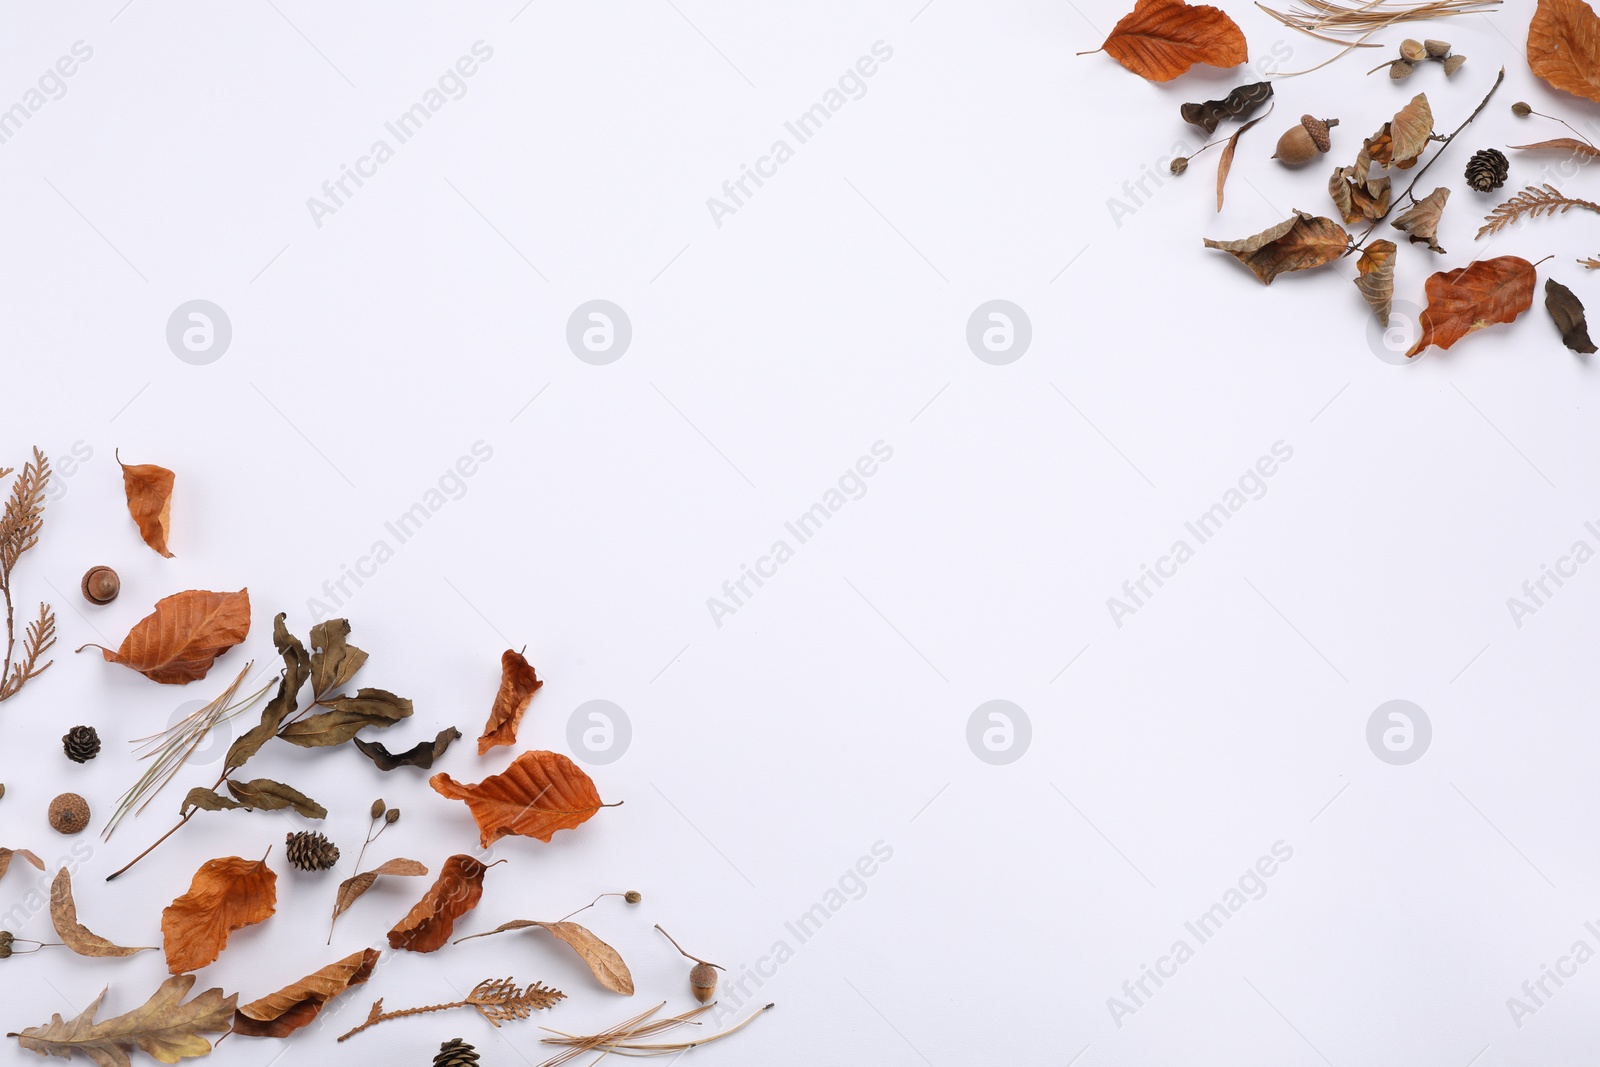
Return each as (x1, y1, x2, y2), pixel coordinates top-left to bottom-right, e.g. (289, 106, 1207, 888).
(1424, 38, 1452, 58)
(1301, 115, 1337, 153)
(49, 793, 89, 835)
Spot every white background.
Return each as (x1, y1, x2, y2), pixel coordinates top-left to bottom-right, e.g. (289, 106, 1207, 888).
(2, 1, 1600, 1064)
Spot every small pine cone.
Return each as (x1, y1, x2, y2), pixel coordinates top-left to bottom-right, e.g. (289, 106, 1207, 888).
(1465, 148, 1509, 192)
(284, 830, 340, 872)
(62, 726, 100, 764)
(433, 1038, 480, 1066)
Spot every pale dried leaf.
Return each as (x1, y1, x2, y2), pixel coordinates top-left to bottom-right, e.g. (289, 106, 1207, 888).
(1355, 239, 1398, 326)
(9, 975, 235, 1067)
(51, 869, 157, 958)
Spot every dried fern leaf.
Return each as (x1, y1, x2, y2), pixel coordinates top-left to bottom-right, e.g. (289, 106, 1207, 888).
(1477, 183, 1600, 239)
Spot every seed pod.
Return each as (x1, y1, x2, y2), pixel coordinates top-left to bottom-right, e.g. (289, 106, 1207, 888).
(384, 808, 400, 824)
(1512, 101, 1533, 117)
(1442, 53, 1466, 76)
(1390, 59, 1415, 80)
(1169, 155, 1189, 175)
(1399, 38, 1427, 61)
(1424, 38, 1452, 58)
(624, 890, 643, 904)
(80, 566, 119, 605)
(49, 793, 90, 835)
(370, 799, 386, 819)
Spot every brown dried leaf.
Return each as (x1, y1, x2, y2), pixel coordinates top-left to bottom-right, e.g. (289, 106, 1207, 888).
(308, 619, 367, 696)
(431, 750, 611, 848)
(1546, 277, 1598, 352)
(161, 855, 277, 974)
(51, 868, 157, 957)
(1385, 93, 1434, 168)
(330, 858, 429, 927)
(85, 588, 251, 685)
(1529, 0, 1600, 103)
(277, 687, 412, 748)
(1084, 0, 1247, 81)
(118, 453, 175, 558)
(457, 920, 634, 994)
(388, 855, 493, 953)
(1216, 105, 1272, 211)
(231, 948, 379, 1038)
(1392, 187, 1451, 252)
(1510, 137, 1600, 158)
(224, 778, 326, 819)
(1330, 159, 1392, 223)
(354, 726, 461, 771)
(1203, 210, 1351, 285)
(0, 848, 43, 881)
(478, 649, 542, 755)
(8, 975, 235, 1067)
(1407, 255, 1538, 356)
(1355, 239, 1398, 326)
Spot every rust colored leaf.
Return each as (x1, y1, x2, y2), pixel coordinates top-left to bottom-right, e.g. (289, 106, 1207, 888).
(1546, 277, 1598, 352)
(232, 948, 379, 1038)
(330, 858, 429, 929)
(9, 975, 234, 1067)
(84, 589, 251, 685)
(1392, 187, 1451, 252)
(118, 453, 175, 558)
(457, 919, 635, 994)
(1529, 0, 1600, 102)
(51, 869, 157, 957)
(1355, 240, 1398, 326)
(0, 848, 43, 882)
(1204, 210, 1351, 285)
(1083, 0, 1246, 81)
(478, 649, 543, 755)
(1216, 105, 1273, 211)
(431, 750, 612, 848)
(161, 855, 277, 974)
(388, 855, 494, 953)
(1510, 137, 1600, 158)
(1407, 256, 1537, 356)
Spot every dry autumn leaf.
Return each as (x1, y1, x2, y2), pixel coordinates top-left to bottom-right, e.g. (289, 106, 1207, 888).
(1216, 105, 1273, 211)
(1375, 94, 1433, 169)
(51, 869, 157, 957)
(231, 948, 380, 1038)
(354, 726, 460, 771)
(330, 857, 429, 933)
(8, 975, 234, 1067)
(1392, 187, 1451, 252)
(388, 855, 496, 953)
(1545, 277, 1598, 352)
(431, 750, 615, 848)
(117, 453, 175, 559)
(1081, 0, 1246, 81)
(0, 848, 43, 882)
(82, 589, 251, 685)
(479, 649, 542, 754)
(1510, 137, 1600, 158)
(1529, 0, 1600, 102)
(458, 920, 635, 995)
(1355, 239, 1398, 326)
(1203, 210, 1351, 285)
(1407, 256, 1537, 356)
(161, 854, 277, 974)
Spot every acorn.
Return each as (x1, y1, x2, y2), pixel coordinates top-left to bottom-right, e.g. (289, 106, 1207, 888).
(80, 566, 119, 605)
(1399, 38, 1427, 61)
(1273, 115, 1338, 165)
(656, 925, 725, 1004)
(49, 793, 89, 835)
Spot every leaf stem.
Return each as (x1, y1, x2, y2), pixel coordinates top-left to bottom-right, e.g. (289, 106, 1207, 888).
(1390, 66, 1505, 214)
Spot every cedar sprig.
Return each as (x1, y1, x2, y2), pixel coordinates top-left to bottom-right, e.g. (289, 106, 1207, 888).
(1477, 183, 1600, 239)
(536, 1001, 775, 1066)
(336, 978, 564, 1041)
(0, 448, 54, 703)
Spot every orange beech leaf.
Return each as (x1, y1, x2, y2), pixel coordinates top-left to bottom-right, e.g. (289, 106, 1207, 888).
(1082, 0, 1246, 81)
(232, 948, 379, 1037)
(161, 854, 277, 974)
(431, 750, 614, 848)
(82, 589, 250, 684)
(1529, 0, 1600, 102)
(118, 452, 175, 558)
(1407, 256, 1537, 356)
(388, 855, 496, 953)
(478, 649, 543, 755)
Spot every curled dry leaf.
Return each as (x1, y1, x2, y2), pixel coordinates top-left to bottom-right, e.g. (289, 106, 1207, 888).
(1330, 155, 1392, 223)
(118, 453, 175, 559)
(1182, 81, 1272, 134)
(308, 619, 367, 696)
(231, 948, 379, 1038)
(1203, 210, 1351, 285)
(161, 855, 277, 975)
(276, 688, 413, 748)
(0, 848, 43, 881)
(432, 750, 613, 848)
(1216, 105, 1272, 211)
(330, 858, 429, 930)
(224, 778, 326, 819)
(457, 919, 634, 995)
(1355, 239, 1398, 326)
(479, 649, 542, 755)
(1529, 0, 1600, 102)
(1545, 278, 1598, 352)
(1391, 187, 1451, 252)
(1376, 94, 1434, 169)
(354, 726, 461, 771)
(1407, 255, 1537, 356)
(82, 589, 251, 685)
(1083, 0, 1246, 81)
(1510, 138, 1600, 158)
(8, 975, 235, 1067)
(388, 854, 494, 953)
(51, 868, 157, 957)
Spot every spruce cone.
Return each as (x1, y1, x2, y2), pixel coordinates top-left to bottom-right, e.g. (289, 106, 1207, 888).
(284, 830, 340, 872)
(433, 1039, 480, 1066)
(1465, 148, 1509, 192)
(62, 726, 100, 764)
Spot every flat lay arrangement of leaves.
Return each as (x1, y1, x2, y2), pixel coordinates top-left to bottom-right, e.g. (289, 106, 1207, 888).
(0, 452, 772, 1065)
(1088, 0, 1600, 357)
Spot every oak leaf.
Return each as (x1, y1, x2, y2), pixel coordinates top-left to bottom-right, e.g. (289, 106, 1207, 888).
(330, 858, 429, 930)
(354, 726, 461, 771)
(51, 869, 157, 957)
(231, 948, 379, 1038)
(118, 453, 175, 558)
(1529, 0, 1600, 102)
(8, 975, 235, 1067)
(0, 847, 43, 881)
(431, 750, 613, 847)
(388, 855, 494, 953)
(84, 589, 251, 685)
(1546, 277, 1598, 352)
(1392, 187, 1450, 252)
(479, 649, 543, 754)
(457, 920, 634, 994)
(1083, 0, 1246, 81)
(1407, 256, 1537, 356)
(1203, 210, 1350, 285)
(1355, 239, 1398, 326)
(161, 855, 277, 974)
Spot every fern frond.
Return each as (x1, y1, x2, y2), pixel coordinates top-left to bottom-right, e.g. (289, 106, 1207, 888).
(1477, 184, 1600, 240)
(0, 602, 55, 701)
(0, 447, 50, 580)
(470, 978, 566, 1025)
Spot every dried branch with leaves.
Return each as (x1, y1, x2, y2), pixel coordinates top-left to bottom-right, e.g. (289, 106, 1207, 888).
(1476, 183, 1600, 238)
(0, 448, 54, 703)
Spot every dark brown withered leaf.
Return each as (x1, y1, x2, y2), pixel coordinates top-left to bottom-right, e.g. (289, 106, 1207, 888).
(225, 778, 326, 819)
(1546, 277, 1597, 352)
(1182, 80, 1272, 133)
(277, 688, 413, 748)
(308, 619, 367, 697)
(353, 726, 461, 771)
